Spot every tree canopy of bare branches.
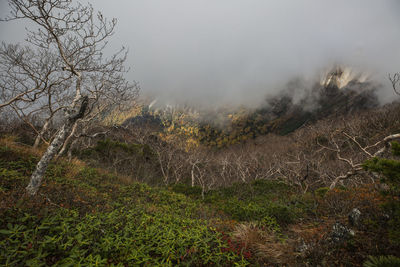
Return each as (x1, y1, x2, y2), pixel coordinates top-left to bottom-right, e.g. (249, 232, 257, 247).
(1, 0, 139, 195)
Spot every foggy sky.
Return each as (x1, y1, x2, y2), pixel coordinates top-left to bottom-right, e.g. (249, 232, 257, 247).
(1, 0, 400, 107)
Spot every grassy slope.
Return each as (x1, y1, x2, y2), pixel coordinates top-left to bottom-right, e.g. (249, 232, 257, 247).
(1, 137, 399, 266)
(0, 139, 249, 266)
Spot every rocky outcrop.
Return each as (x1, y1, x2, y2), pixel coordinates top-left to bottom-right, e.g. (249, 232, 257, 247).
(330, 222, 355, 243)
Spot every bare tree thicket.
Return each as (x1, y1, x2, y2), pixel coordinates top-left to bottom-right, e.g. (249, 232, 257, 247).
(1, 0, 138, 195)
(145, 102, 400, 193)
(52, 72, 400, 193)
(53, 88, 400, 194)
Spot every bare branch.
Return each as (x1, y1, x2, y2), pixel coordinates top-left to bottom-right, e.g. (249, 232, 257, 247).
(389, 73, 400, 96)
(1, 0, 139, 195)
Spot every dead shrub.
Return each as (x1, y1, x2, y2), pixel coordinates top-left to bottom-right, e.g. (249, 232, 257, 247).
(317, 185, 385, 217)
(232, 222, 294, 264)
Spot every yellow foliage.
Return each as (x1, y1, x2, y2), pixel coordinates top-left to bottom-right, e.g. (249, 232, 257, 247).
(103, 104, 141, 126)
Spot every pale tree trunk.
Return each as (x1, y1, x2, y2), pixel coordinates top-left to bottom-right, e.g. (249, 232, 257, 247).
(33, 119, 51, 148)
(191, 163, 195, 187)
(56, 121, 78, 159)
(26, 96, 88, 196)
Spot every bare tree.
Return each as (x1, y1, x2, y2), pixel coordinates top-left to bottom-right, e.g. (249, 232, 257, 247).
(316, 129, 400, 189)
(0, 41, 75, 147)
(2, 0, 139, 195)
(389, 73, 400, 96)
(320, 74, 400, 189)
(10, 78, 72, 148)
(0, 43, 57, 110)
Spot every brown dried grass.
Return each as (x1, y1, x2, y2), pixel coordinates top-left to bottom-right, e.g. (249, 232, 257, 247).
(0, 135, 44, 157)
(232, 223, 294, 264)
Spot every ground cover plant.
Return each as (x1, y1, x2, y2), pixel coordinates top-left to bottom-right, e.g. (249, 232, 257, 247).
(173, 170, 400, 266)
(0, 135, 399, 266)
(0, 138, 249, 266)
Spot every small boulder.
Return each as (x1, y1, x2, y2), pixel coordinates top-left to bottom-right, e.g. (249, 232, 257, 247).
(348, 208, 361, 227)
(296, 238, 309, 253)
(330, 222, 354, 243)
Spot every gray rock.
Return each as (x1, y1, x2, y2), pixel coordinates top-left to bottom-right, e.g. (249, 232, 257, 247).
(330, 222, 355, 243)
(348, 208, 361, 227)
(296, 238, 309, 253)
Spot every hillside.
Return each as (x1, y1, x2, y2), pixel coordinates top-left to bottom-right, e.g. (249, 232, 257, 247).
(128, 69, 379, 149)
(1, 137, 399, 266)
(0, 138, 247, 266)
(1, 1, 400, 266)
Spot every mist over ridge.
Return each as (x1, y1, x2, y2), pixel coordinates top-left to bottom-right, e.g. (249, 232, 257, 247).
(86, 0, 400, 108)
(2, 0, 400, 107)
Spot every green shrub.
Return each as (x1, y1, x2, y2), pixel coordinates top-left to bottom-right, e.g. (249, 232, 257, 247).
(204, 194, 295, 226)
(171, 183, 203, 199)
(363, 141, 400, 246)
(258, 215, 281, 233)
(315, 187, 329, 198)
(0, 198, 249, 266)
(0, 168, 27, 190)
(363, 157, 400, 185)
(363, 255, 400, 267)
(363, 142, 400, 186)
(391, 142, 400, 157)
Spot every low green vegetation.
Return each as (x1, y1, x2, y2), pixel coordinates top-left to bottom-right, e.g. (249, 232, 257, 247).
(363, 142, 400, 247)
(0, 141, 248, 266)
(1, 139, 399, 266)
(173, 180, 299, 227)
(2, 201, 247, 266)
(363, 255, 400, 267)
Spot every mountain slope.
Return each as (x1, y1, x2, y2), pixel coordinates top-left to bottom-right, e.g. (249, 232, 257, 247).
(1, 137, 399, 266)
(128, 68, 379, 148)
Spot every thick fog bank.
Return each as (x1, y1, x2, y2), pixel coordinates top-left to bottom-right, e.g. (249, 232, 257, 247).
(1, 0, 400, 107)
